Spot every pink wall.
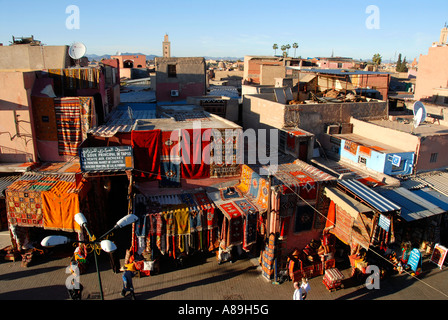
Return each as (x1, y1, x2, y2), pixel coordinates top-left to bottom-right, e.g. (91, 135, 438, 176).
(415, 135, 448, 172)
(319, 60, 355, 69)
(156, 82, 180, 101)
(355, 74, 390, 99)
(414, 46, 448, 101)
(110, 55, 146, 69)
(156, 82, 205, 101)
(0, 71, 38, 163)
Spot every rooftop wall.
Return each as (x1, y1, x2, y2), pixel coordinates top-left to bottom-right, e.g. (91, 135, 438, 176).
(243, 94, 388, 135)
(0, 71, 38, 163)
(350, 118, 419, 152)
(284, 100, 388, 135)
(155, 57, 206, 101)
(0, 45, 71, 70)
(414, 46, 448, 101)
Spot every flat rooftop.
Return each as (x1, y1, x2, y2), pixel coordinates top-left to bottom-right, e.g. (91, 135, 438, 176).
(287, 67, 391, 76)
(334, 132, 408, 153)
(368, 119, 448, 137)
(134, 112, 241, 131)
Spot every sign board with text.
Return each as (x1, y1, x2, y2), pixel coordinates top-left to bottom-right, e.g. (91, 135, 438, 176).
(408, 248, 422, 272)
(80, 146, 134, 172)
(378, 214, 390, 232)
(430, 243, 448, 269)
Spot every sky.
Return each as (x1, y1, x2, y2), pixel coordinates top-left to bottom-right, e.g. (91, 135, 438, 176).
(0, 0, 447, 61)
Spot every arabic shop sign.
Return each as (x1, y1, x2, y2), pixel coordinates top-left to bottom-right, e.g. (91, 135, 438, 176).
(80, 146, 134, 172)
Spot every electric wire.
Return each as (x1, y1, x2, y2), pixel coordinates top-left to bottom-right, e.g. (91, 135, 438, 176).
(34, 164, 448, 298)
(271, 171, 448, 299)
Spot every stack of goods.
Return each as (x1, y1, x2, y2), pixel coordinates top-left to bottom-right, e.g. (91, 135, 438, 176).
(261, 233, 276, 280)
(288, 238, 336, 282)
(323, 268, 344, 292)
(349, 249, 368, 276)
(302, 239, 320, 263)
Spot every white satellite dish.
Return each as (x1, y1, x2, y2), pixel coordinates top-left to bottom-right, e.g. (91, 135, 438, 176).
(68, 42, 87, 60)
(413, 101, 427, 128)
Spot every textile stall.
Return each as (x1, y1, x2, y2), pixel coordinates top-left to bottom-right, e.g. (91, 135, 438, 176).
(324, 181, 407, 281)
(32, 96, 97, 158)
(207, 187, 258, 255)
(209, 128, 241, 178)
(129, 191, 217, 275)
(47, 68, 101, 97)
(5, 172, 88, 266)
(257, 161, 336, 282)
(131, 129, 162, 180)
(268, 161, 336, 241)
(336, 179, 401, 253)
(159, 130, 181, 188)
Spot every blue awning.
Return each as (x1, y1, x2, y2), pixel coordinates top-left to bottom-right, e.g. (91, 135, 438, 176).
(338, 179, 401, 213)
(412, 188, 448, 211)
(377, 187, 445, 221)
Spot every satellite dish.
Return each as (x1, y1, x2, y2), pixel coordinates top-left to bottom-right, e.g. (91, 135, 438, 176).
(413, 101, 427, 128)
(68, 42, 87, 60)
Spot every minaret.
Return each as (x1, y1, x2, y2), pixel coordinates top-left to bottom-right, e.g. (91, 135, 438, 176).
(163, 34, 171, 58)
(439, 23, 448, 45)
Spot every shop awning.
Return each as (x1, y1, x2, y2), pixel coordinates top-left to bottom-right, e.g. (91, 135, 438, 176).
(412, 187, 448, 211)
(6, 172, 86, 232)
(338, 179, 401, 213)
(377, 187, 445, 222)
(324, 187, 372, 218)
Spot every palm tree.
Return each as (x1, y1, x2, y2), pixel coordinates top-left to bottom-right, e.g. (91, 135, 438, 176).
(286, 44, 291, 56)
(273, 44, 278, 56)
(281, 45, 287, 57)
(372, 53, 382, 66)
(292, 43, 299, 58)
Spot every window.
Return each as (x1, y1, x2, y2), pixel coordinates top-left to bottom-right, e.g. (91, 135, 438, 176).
(337, 63, 343, 68)
(167, 64, 176, 78)
(294, 205, 314, 233)
(444, 97, 448, 104)
(430, 153, 438, 163)
(358, 156, 367, 165)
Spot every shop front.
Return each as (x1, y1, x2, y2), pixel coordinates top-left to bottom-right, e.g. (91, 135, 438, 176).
(5, 171, 89, 266)
(127, 191, 217, 275)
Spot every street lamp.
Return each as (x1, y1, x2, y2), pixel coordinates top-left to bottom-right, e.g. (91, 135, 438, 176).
(41, 212, 138, 300)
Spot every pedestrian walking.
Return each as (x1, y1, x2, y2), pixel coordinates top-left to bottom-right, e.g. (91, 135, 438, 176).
(120, 262, 136, 300)
(301, 278, 310, 300)
(293, 281, 304, 300)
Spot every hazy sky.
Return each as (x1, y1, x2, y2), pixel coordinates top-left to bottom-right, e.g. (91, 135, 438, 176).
(0, 0, 447, 61)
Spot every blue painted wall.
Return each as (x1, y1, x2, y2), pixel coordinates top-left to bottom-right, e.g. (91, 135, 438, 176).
(339, 139, 414, 175)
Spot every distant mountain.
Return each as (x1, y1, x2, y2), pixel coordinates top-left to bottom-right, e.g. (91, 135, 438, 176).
(204, 56, 244, 61)
(85, 53, 111, 61)
(85, 53, 159, 61)
(86, 53, 242, 61)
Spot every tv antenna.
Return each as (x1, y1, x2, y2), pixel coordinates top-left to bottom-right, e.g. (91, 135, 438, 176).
(68, 42, 87, 67)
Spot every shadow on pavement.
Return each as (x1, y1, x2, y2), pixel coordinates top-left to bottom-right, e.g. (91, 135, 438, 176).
(136, 265, 257, 300)
(0, 285, 68, 300)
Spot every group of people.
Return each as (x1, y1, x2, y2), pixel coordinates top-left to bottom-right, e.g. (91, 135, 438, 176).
(293, 277, 310, 300)
(66, 257, 137, 300)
